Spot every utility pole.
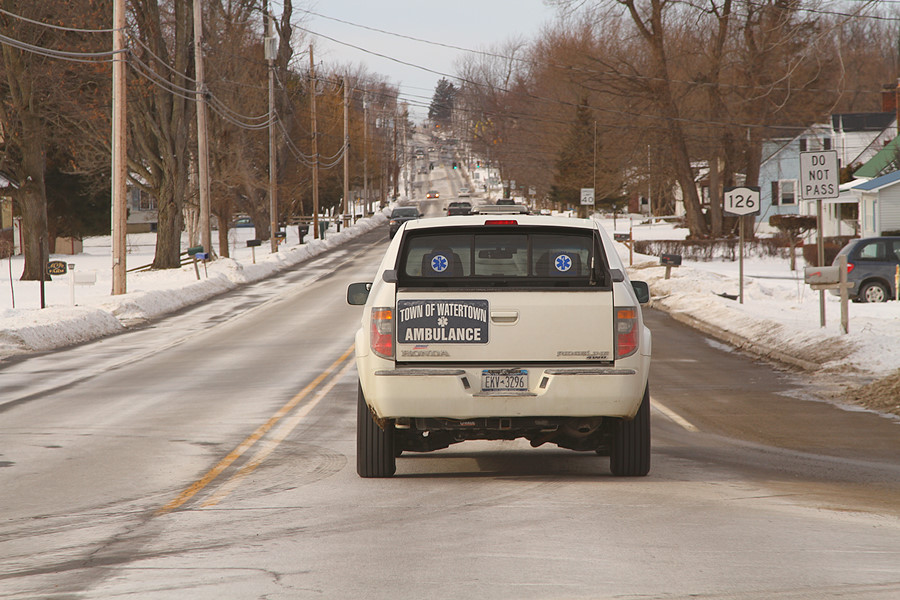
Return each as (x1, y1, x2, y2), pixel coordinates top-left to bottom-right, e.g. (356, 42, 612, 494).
(310, 45, 320, 238)
(343, 76, 349, 227)
(111, 0, 127, 295)
(392, 111, 398, 199)
(266, 9, 278, 252)
(193, 0, 212, 257)
(363, 92, 369, 216)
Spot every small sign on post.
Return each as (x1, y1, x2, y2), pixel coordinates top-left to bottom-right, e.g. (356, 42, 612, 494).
(247, 239, 262, 264)
(46, 260, 68, 277)
(723, 186, 760, 304)
(580, 188, 595, 206)
(800, 150, 840, 328)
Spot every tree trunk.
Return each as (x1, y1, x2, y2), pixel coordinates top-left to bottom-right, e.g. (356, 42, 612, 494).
(17, 184, 49, 281)
(710, 150, 723, 238)
(215, 204, 232, 258)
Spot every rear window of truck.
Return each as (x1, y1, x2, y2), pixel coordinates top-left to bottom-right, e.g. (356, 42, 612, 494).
(396, 227, 610, 288)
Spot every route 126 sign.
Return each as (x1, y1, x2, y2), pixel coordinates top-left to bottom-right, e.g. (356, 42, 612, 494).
(723, 186, 760, 217)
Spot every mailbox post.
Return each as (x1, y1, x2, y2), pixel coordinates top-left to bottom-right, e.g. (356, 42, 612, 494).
(187, 245, 204, 280)
(246, 239, 262, 264)
(613, 230, 633, 266)
(660, 253, 682, 280)
(804, 254, 851, 333)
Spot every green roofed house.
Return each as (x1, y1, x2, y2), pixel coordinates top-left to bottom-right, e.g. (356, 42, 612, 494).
(852, 136, 900, 180)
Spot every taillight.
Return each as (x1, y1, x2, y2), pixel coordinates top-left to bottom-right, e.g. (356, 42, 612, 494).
(615, 307, 639, 359)
(370, 307, 394, 359)
(846, 262, 855, 273)
(484, 220, 518, 225)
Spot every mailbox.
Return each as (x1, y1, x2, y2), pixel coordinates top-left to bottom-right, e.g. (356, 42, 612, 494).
(614, 232, 630, 242)
(246, 239, 262, 248)
(660, 253, 682, 266)
(187, 245, 204, 256)
(804, 265, 840, 286)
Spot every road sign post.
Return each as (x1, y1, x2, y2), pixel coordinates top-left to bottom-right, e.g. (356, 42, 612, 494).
(580, 188, 595, 219)
(799, 150, 840, 327)
(723, 187, 760, 304)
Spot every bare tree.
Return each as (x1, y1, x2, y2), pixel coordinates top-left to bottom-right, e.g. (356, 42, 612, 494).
(128, 0, 194, 269)
(0, 1, 109, 280)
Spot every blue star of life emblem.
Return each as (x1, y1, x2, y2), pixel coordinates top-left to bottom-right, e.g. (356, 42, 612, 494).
(431, 254, 449, 272)
(555, 254, 572, 272)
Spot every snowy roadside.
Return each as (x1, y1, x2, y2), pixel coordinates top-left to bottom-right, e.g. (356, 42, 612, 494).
(606, 219, 900, 416)
(0, 211, 388, 359)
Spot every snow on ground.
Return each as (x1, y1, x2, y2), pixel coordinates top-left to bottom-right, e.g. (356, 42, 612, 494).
(0, 211, 388, 358)
(2, 211, 898, 400)
(613, 217, 899, 379)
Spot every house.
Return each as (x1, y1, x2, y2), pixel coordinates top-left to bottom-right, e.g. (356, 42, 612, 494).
(760, 112, 896, 225)
(848, 170, 900, 237)
(127, 184, 157, 233)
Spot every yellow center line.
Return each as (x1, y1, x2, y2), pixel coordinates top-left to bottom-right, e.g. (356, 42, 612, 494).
(156, 344, 355, 515)
(201, 358, 356, 508)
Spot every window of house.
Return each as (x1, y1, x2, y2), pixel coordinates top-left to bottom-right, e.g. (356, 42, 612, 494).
(823, 138, 832, 150)
(778, 180, 796, 205)
(799, 138, 807, 152)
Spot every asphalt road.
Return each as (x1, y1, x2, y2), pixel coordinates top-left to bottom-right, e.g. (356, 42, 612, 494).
(1, 222, 899, 599)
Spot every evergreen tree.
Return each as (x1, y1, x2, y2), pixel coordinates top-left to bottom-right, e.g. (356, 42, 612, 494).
(550, 100, 594, 208)
(428, 78, 457, 124)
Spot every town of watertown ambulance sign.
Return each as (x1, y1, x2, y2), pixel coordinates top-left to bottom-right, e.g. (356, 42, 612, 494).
(397, 299, 489, 344)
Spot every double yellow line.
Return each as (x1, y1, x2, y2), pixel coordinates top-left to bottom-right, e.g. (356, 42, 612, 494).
(157, 344, 355, 515)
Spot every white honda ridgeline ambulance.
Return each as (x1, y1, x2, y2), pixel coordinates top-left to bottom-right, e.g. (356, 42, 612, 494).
(347, 214, 651, 477)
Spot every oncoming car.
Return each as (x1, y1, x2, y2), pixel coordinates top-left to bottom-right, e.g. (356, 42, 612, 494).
(347, 215, 652, 478)
(426, 190, 440, 199)
(387, 207, 422, 239)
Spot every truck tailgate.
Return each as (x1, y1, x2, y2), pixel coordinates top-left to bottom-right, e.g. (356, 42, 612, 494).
(395, 290, 615, 363)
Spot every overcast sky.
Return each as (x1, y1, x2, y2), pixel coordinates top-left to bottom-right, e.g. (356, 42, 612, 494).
(290, 0, 561, 120)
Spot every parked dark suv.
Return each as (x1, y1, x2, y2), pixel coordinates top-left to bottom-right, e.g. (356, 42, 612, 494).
(832, 237, 900, 302)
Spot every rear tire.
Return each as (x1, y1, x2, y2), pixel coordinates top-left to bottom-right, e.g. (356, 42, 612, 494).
(859, 281, 889, 303)
(357, 382, 396, 478)
(609, 385, 651, 477)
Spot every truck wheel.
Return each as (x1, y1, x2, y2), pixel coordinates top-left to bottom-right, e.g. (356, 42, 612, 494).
(609, 385, 651, 477)
(357, 382, 396, 478)
(859, 281, 889, 303)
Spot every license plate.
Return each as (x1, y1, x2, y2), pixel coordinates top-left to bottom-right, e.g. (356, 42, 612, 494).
(481, 369, 528, 392)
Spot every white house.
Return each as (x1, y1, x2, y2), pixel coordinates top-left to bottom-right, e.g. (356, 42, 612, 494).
(762, 112, 896, 225)
(849, 170, 900, 237)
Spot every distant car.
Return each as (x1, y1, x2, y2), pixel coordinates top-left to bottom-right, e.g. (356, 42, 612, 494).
(832, 236, 900, 302)
(426, 190, 440, 199)
(388, 206, 422, 238)
(233, 216, 254, 228)
(457, 187, 470, 197)
(445, 201, 472, 216)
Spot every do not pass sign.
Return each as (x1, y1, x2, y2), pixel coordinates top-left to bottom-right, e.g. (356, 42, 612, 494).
(799, 150, 839, 199)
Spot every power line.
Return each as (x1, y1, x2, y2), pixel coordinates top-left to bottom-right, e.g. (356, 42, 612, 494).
(0, 7, 120, 34)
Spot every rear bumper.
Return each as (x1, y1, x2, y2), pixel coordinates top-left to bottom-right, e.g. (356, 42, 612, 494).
(357, 355, 650, 420)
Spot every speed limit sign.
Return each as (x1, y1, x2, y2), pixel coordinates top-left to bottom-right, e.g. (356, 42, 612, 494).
(723, 186, 760, 217)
